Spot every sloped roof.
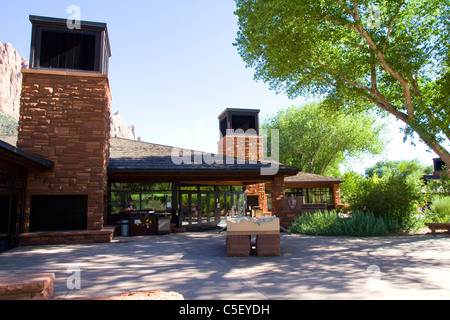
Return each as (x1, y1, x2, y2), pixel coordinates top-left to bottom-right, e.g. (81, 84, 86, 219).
(0, 135, 18, 147)
(0, 136, 54, 170)
(109, 137, 299, 175)
(284, 172, 343, 184)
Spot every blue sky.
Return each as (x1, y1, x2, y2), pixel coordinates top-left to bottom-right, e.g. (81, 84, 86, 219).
(0, 0, 439, 174)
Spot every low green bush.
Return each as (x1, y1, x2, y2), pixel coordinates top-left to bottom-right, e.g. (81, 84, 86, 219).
(289, 210, 397, 237)
(289, 211, 340, 236)
(349, 172, 424, 231)
(425, 196, 450, 223)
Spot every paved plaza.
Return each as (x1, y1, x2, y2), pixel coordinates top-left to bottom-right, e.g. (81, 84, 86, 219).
(1, 231, 450, 300)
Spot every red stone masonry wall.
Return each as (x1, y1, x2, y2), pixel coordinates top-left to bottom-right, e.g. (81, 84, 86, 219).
(218, 135, 283, 216)
(434, 170, 450, 177)
(18, 69, 111, 232)
(218, 135, 264, 163)
(270, 176, 285, 225)
(218, 135, 268, 212)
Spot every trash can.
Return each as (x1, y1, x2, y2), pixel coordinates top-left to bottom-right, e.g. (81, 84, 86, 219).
(121, 219, 130, 237)
(129, 212, 157, 236)
(157, 213, 172, 235)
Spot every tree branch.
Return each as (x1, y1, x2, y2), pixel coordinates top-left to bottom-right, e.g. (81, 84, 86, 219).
(317, 59, 371, 92)
(352, 0, 360, 22)
(336, 1, 357, 20)
(382, 3, 405, 54)
(355, 25, 416, 119)
(310, 5, 416, 120)
(308, 14, 356, 30)
(364, 92, 409, 123)
(370, 53, 378, 91)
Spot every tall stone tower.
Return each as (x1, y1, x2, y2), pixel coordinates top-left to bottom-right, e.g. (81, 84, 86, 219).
(217, 108, 268, 213)
(17, 16, 112, 233)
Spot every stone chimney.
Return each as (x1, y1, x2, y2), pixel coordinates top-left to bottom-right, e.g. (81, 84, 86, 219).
(17, 16, 112, 232)
(217, 108, 264, 163)
(433, 158, 450, 177)
(217, 108, 268, 213)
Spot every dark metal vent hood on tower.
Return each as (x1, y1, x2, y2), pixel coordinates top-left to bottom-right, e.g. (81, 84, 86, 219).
(29, 15, 111, 74)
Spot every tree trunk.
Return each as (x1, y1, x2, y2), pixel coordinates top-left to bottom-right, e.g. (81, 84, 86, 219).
(410, 125, 450, 170)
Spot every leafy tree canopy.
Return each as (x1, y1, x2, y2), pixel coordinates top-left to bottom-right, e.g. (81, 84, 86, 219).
(262, 102, 386, 176)
(365, 159, 433, 178)
(235, 0, 450, 167)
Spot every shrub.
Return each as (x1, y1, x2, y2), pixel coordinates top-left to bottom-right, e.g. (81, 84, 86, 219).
(290, 210, 392, 237)
(340, 171, 366, 204)
(425, 175, 450, 196)
(349, 172, 423, 231)
(289, 211, 340, 236)
(425, 196, 450, 223)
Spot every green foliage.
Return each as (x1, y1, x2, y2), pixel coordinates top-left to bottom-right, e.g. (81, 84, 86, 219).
(349, 171, 424, 230)
(365, 160, 433, 179)
(340, 171, 366, 203)
(0, 111, 18, 135)
(234, 0, 450, 167)
(425, 196, 450, 223)
(142, 198, 167, 212)
(262, 103, 386, 175)
(425, 175, 450, 196)
(290, 210, 393, 237)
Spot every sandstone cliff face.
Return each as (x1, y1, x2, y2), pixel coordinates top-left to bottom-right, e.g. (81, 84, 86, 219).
(0, 42, 29, 119)
(110, 111, 139, 141)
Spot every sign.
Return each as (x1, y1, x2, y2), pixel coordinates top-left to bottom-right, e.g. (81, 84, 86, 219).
(288, 198, 298, 210)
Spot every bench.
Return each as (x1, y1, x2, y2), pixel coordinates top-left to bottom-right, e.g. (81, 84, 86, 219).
(424, 223, 450, 235)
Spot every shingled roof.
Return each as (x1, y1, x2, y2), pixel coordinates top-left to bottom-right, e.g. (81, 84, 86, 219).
(109, 137, 299, 175)
(0, 136, 54, 170)
(284, 172, 343, 184)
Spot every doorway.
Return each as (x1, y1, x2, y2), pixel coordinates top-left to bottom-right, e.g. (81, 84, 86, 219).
(0, 174, 25, 253)
(179, 186, 218, 229)
(178, 185, 246, 230)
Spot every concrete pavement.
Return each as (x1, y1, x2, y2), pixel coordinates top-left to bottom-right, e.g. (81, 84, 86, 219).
(1, 230, 450, 300)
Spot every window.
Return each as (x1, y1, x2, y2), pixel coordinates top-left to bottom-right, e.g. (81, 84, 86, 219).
(109, 183, 173, 214)
(284, 188, 333, 205)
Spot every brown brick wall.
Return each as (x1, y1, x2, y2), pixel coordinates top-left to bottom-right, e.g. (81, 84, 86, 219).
(218, 135, 264, 163)
(246, 183, 268, 213)
(18, 69, 111, 232)
(333, 183, 341, 206)
(434, 170, 450, 177)
(218, 135, 269, 213)
(270, 176, 286, 226)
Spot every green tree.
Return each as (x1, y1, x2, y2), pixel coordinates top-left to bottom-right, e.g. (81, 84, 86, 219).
(350, 171, 424, 230)
(262, 103, 386, 175)
(425, 175, 450, 196)
(340, 171, 366, 203)
(365, 159, 433, 178)
(234, 0, 450, 168)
